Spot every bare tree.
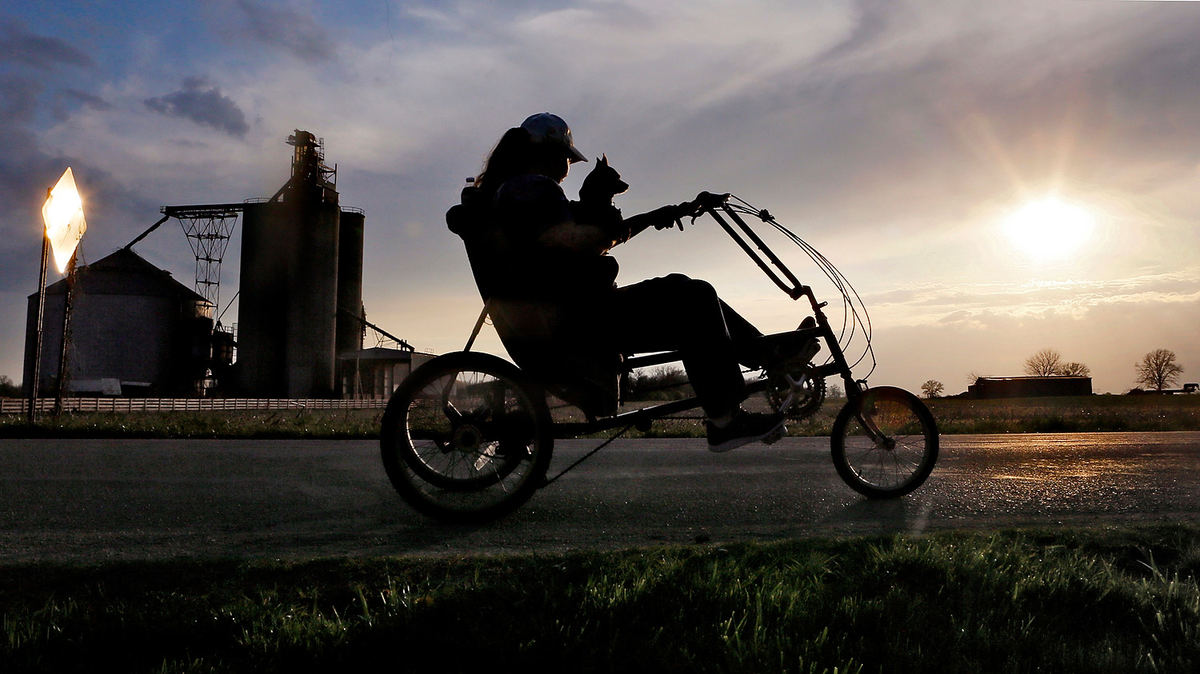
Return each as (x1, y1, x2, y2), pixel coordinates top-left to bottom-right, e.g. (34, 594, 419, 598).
(966, 371, 983, 386)
(1135, 349, 1184, 391)
(1057, 362, 1091, 377)
(1024, 349, 1063, 376)
(920, 380, 945, 399)
(0, 375, 20, 397)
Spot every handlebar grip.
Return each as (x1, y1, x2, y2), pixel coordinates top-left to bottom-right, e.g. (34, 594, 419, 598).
(695, 192, 730, 212)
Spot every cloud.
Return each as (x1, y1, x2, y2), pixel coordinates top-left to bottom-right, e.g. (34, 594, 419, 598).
(144, 78, 250, 137)
(53, 89, 111, 120)
(0, 78, 72, 284)
(864, 272, 1200, 330)
(6, 0, 1200, 387)
(0, 73, 40, 123)
(0, 18, 93, 69)
(60, 89, 111, 110)
(634, 1, 1200, 239)
(231, 0, 336, 63)
(0, 126, 156, 296)
(0, 77, 158, 298)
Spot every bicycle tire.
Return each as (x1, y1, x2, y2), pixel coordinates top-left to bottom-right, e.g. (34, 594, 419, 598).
(830, 386, 938, 498)
(380, 352, 553, 521)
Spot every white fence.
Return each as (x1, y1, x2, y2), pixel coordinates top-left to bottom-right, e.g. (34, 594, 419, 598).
(0, 397, 388, 415)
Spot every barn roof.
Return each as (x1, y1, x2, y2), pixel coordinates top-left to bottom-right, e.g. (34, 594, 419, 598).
(35, 247, 204, 302)
(976, 376, 1091, 382)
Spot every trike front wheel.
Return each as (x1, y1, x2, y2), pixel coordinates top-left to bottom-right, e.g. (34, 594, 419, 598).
(380, 352, 553, 522)
(831, 386, 938, 498)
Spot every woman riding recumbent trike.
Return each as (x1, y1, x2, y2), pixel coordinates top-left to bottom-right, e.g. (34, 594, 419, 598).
(379, 188, 939, 522)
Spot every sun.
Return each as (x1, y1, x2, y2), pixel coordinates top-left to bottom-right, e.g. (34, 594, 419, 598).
(1002, 198, 1095, 261)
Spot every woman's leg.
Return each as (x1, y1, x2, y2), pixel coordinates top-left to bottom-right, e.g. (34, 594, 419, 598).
(600, 274, 753, 418)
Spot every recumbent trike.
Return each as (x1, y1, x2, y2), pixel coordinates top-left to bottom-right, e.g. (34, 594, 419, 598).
(380, 194, 939, 522)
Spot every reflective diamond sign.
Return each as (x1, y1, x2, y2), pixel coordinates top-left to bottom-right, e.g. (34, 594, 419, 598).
(42, 167, 87, 273)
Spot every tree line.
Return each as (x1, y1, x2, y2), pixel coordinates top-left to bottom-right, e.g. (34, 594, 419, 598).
(920, 347, 1187, 398)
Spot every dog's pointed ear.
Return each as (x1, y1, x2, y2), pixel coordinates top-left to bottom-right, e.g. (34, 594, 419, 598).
(599, 154, 608, 166)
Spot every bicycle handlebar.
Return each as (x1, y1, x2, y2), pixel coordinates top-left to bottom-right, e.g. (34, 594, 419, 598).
(693, 195, 808, 301)
(684, 191, 730, 218)
(686, 192, 878, 378)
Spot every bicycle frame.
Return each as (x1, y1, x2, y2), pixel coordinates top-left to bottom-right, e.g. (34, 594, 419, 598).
(472, 201, 874, 440)
(381, 195, 937, 521)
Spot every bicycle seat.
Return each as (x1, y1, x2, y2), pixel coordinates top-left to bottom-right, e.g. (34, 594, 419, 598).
(448, 188, 622, 417)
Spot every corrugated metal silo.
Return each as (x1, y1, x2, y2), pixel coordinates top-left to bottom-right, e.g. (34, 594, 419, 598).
(336, 208, 365, 359)
(238, 200, 341, 397)
(234, 131, 365, 399)
(22, 248, 211, 396)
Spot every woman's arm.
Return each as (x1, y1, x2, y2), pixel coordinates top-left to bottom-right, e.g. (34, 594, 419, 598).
(620, 192, 728, 242)
(537, 219, 618, 254)
(621, 203, 692, 240)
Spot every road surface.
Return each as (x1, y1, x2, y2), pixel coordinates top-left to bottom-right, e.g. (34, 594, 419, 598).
(1, 432, 1197, 562)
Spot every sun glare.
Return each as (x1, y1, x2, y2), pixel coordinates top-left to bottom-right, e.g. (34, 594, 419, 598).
(1002, 198, 1094, 261)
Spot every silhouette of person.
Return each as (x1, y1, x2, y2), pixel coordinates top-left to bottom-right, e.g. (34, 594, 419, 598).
(456, 113, 790, 451)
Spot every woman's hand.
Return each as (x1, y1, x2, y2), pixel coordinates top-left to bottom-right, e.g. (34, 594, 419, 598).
(656, 192, 730, 230)
(629, 192, 731, 236)
(683, 191, 730, 216)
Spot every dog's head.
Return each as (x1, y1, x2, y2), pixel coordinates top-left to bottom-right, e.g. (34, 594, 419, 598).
(579, 154, 628, 205)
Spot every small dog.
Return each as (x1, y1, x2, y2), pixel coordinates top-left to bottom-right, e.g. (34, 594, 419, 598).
(576, 155, 629, 245)
(578, 154, 628, 206)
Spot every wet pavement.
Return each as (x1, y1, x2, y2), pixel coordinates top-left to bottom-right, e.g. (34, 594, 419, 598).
(0, 432, 1196, 562)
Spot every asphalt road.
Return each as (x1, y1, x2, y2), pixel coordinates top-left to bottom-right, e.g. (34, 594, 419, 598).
(1, 432, 1197, 563)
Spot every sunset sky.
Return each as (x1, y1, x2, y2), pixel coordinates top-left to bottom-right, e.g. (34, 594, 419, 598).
(2, 0, 1198, 395)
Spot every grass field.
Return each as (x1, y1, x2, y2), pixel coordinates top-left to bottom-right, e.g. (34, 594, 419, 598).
(2, 398, 1197, 671)
(2, 526, 1197, 673)
(2, 393, 1197, 439)
(925, 394, 1200, 435)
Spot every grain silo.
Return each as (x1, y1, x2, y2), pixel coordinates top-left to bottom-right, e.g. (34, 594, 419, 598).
(236, 131, 365, 398)
(336, 208, 365, 359)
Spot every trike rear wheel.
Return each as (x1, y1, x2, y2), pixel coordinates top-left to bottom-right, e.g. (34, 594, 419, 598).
(831, 386, 938, 498)
(380, 352, 553, 521)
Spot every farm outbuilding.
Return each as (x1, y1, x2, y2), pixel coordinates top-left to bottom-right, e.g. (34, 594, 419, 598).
(338, 347, 435, 399)
(967, 376, 1092, 399)
(23, 247, 213, 396)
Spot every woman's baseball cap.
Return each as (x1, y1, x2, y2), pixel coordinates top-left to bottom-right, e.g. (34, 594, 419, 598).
(520, 112, 588, 163)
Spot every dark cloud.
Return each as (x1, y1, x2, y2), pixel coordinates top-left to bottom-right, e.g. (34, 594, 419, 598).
(53, 89, 111, 120)
(0, 80, 156, 295)
(0, 77, 65, 270)
(61, 89, 111, 111)
(0, 73, 40, 123)
(0, 117, 160, 292)
(0, 18, 93, 69)
(144, 77, 250, 137)
(234, 0, 336, 63)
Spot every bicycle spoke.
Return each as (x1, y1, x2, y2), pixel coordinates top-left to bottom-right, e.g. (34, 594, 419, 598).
(381, 353, 554, 520)
(832, 387, 938, 497)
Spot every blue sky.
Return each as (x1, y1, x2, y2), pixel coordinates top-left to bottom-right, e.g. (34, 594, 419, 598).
(2, 0, 1199, 394)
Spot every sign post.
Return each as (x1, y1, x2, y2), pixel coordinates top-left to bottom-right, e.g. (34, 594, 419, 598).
(28, 168, 87, 422)
(27, 219, 50, 424)
(53, 251, 79, 415)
